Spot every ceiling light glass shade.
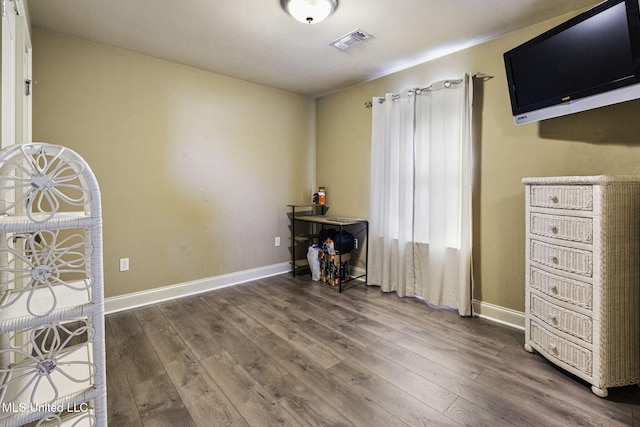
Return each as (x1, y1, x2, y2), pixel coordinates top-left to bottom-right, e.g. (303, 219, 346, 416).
(281, 0, 338, 24)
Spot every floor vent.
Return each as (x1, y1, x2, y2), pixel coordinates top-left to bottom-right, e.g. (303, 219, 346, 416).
(330, 28, 374, 51)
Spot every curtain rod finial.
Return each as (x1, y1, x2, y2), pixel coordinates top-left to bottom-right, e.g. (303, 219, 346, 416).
(473, 72, 494, 80)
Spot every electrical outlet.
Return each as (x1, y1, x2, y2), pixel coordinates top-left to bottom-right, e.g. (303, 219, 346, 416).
(354, 238, 358, 250)
(119, 258, 129, 272)
(275, 237, 281, 247)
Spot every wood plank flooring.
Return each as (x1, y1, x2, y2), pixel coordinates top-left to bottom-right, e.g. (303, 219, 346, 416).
(105, 274, 640, 426)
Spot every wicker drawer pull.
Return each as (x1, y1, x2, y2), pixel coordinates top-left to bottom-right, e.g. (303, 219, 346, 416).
(550, 196, 559, 203)
(550, 226, 558, 234)
(551, 256, 559, 264)
(549, 314, 558, 325)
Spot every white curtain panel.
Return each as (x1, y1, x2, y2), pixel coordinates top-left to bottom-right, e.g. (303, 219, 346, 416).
(369, 74, 473, 316)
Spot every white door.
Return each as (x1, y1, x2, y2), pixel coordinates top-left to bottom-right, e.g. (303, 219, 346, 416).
(0, 0, 31, 371)
(1, 0, 31, 148)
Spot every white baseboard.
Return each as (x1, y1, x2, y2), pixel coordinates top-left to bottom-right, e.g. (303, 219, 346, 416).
(473, 299, 525, 330)
(104, 262, 290, 314)
(350, 265, 366, 279)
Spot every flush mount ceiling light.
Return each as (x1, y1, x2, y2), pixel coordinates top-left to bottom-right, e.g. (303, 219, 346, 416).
(281, 0, 338, 24)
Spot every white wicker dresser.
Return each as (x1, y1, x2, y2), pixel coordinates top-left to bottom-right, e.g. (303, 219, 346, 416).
(523, 175, 640, 397)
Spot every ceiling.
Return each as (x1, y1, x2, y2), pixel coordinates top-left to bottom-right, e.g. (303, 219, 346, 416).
(27, 0, 601, 97)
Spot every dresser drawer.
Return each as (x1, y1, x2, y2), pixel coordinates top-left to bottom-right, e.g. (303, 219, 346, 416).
(530, 293, 592, 342)
(530, 213, 592, 244)
(529, 321, 593, 376)
(530, 240, 593, 277)
(530, 267, 592, 309)
(530, 185, 593, 210)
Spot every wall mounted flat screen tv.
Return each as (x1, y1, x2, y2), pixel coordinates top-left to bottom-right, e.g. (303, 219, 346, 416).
(504, 0, 640, 125)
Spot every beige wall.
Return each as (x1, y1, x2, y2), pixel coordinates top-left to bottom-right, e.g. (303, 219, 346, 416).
(316, 13, 640, 313)
(32, 28, 314, 299)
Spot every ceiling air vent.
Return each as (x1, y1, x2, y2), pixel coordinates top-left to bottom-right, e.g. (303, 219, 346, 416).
(330, 28, 374, 51)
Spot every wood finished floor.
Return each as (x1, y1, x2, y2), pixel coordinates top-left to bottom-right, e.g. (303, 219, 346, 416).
(105, 274, 640, 427)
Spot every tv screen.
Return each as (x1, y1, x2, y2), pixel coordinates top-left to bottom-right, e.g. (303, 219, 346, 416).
(504, 0, 640, 123)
